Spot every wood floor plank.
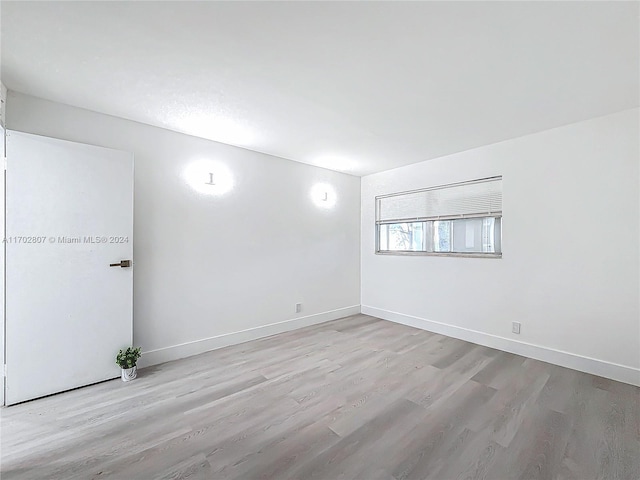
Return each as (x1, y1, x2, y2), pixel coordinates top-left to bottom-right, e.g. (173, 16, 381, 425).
(558, 386, 635, 480)
(404, 345, 493, 409)
(470, 350, 527, 390)
(467, 358, 551, 447)
(483, 403, 571, 480)
(426, 429, 504, 480)
(218, 421, 340, 479)
(286, 399, 421, 480)
(1, 314, 638, 480)
(390, 381, 497, 480)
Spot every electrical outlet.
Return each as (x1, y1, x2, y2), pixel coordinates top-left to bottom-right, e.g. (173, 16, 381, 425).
(295, 303, 302, 313)
(512, 322, 521, 334)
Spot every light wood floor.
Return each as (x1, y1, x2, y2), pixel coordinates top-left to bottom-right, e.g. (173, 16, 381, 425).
(1, 314, 639, 479)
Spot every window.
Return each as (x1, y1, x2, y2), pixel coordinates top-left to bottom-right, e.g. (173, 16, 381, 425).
(375, 177, 502, 257)
(378, 222, 424, 252)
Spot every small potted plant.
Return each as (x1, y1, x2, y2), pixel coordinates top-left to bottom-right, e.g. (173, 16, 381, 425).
(116, 346, 142, 382)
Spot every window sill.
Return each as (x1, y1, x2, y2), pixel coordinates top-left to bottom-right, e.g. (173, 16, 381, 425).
(375, 251, 502, 259)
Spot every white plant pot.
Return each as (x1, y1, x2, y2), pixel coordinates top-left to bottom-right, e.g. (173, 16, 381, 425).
(121, 366, 137, 382)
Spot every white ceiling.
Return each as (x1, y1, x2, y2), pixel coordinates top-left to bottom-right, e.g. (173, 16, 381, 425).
(2, 1, 638, 176)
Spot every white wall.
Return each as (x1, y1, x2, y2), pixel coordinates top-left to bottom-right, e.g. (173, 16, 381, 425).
(362, 109, 640, 385)
(7, 92, 361, 366)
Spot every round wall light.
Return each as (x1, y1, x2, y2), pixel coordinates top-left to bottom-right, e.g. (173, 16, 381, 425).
(183, 159, 234, 196)
(310, 183, 337, 208)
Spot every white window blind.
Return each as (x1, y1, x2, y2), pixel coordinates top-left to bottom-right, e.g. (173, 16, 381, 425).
(376, 176, 502, 223)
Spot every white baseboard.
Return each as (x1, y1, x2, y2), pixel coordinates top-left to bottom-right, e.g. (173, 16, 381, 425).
(362, 305, 640, 387)
(138, 305, 361, 368)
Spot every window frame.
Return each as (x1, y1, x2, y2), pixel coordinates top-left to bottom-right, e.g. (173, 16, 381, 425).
(374, 177, 502, 258)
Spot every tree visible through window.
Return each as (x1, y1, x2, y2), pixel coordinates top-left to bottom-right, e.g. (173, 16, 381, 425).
(379, 222, 424, 251)
(434, 221, 451, 252)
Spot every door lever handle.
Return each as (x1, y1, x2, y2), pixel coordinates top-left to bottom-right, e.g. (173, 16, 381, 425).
(110, 260, 131, 268)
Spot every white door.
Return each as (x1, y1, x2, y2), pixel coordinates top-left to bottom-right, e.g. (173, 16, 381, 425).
(5, 131, 133, 405)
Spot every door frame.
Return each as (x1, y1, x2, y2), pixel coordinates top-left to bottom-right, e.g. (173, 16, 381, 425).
(1, 119, 6, 407)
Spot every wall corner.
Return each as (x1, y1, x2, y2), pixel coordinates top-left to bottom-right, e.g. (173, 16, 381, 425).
(0, 83, 7, 127)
